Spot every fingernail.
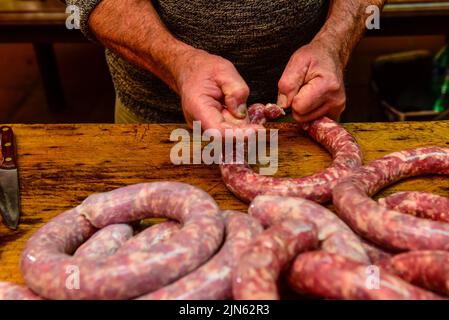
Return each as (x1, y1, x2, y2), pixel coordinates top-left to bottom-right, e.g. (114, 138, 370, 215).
(277, 94, 288, 109)
(237, 103, 247, 118)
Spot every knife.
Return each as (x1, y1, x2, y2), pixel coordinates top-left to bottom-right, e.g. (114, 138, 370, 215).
(0, 126, 20, 229)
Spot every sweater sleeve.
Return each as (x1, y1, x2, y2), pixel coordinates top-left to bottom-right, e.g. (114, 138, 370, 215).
(62, 0, 104, 43)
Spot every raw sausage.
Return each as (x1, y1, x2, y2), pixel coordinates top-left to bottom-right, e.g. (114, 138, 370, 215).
(379, 192, 449, 222)
(0, 282, 42, 300)
(333, 147, 449, 251)
(138, 211, 263, 300)
(20, 182, 224, 300)
(247, 103, 286, 125)
(288, 251, 443, 300)
(361, 240, 393, 265)
(382, 250, 449, 295)
(74, 224, 133, 259)
(248, 195, 370, 264)
(117, 221, 180, 254)
(220, 103, 363, 203)
(233, 220, 318, 300)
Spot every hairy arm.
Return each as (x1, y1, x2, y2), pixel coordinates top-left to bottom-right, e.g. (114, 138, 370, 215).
(88, 0, 255, 131)
(88, 0, 189, 93)
(315, 0, 387, 67)
(278, 0, 386, 121)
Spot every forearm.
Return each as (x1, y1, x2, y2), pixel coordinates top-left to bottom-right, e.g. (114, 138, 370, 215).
(88, 0, 193, 92)
(314, 0, 386, 67)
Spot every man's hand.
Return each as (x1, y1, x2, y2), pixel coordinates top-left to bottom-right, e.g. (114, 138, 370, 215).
(89, 0, 261, 133)
(277, 0, 387, 123)
(277, 40, 346, 122)
(174, 48, 262, 133)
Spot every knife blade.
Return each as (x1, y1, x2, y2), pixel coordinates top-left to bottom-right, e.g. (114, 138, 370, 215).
(0, 126, 20, 229)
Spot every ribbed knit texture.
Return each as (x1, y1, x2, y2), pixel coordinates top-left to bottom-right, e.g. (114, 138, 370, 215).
(67, 0, 328, 123)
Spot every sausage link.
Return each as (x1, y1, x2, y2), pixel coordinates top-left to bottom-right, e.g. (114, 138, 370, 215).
(333, 147, 449, 251)
(233, 220, 318, 300)
(288, 251, 443, 300)
(9, 222, 178, 300)
(74, 224, 133, 259)
(117, 221, 180, 254)
(382, 250, 449, 295)
(247, 103, 286, 125)
(379, 192, 449, 222)
(361, 240, 393, 265)
(249, 195, 370, 264)
(138, 210, 263, 300)
(20, 182, 224, 300)
(220, 103, 363, 203)
(0, 282, 42, 300)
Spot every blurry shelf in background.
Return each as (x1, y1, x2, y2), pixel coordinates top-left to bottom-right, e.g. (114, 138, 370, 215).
(0, 0, 84, 43)
(0, 0, 65, 24)
(0, 0, 447, 120)
(0, 0, 448, 42)
(385, 0, 449, 16)
(367, 0, 449, 36)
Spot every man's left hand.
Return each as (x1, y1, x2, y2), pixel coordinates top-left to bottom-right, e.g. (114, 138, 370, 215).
(277, 40, 346, 122)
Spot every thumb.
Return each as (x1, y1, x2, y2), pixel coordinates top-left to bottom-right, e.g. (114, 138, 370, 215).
(216, 69, 250, 119)
(277, 55, 310, 109)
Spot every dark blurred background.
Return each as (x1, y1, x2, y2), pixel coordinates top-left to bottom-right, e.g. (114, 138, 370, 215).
(0, 0, 448, 124)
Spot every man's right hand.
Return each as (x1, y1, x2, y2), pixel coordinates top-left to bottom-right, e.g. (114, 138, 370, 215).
(89, 0, 261, 133)
(173, 48, 263, 134)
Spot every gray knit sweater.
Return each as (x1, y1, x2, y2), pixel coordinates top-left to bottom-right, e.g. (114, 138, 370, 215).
(67, 0, 328, 122)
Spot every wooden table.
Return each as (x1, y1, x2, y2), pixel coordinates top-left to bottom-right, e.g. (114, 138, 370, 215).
(1, 121, 448, 284)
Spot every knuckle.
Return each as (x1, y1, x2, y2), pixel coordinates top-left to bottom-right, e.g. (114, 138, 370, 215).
(327, 78, 342, 92)
(278, 78, 296, 93)
(291, 97, 304, 114)
(232, 85, 249, 98)
(292, 111, 301, 122)
(334, 94, 346, 108)
(219, 58, 235, 70)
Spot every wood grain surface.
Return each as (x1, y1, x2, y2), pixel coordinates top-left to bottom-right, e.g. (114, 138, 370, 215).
(1, 121, 448, 284)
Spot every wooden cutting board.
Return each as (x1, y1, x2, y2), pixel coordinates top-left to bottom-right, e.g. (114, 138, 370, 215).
(0, 121, 448, 284)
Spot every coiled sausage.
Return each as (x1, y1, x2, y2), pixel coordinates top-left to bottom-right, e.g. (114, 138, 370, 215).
(20, 182, 224, 300)
(333, 147, 449, 251)
(139, 211, 263, 300)
(74, 224, 133, 259)
(379, 192, 449, 222)
(117, 221, 180, 254)
(233, 220, 318, 300)
(0, 282, 42, 300)
(288, 251, 442, 300)
(220, 103, 363, 203)
(382, 250, 449, 295)
(248, 195, 369, 264)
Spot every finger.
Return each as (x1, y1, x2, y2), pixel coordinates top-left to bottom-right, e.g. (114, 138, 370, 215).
(216, 70, 250, 119)
(277, 56, 310, 108)
(292, 104, 331, 123)
(196, 101, 230, 133)
(327, 103, 345, 121)
(222, 110, 264, 132)
(182, 108, 195, 129)
(198, 106, 259, 136)
(222, 109, 250, 126)
(291, 80, 329, 116)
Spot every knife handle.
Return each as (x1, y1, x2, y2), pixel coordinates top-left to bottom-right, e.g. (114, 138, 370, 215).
(1, 127, 17, 170)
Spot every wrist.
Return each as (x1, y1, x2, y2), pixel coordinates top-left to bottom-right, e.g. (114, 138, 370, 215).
(310, 34, 347, 70)
(169, 46, 209, 92)
(144, 37, 196, 92)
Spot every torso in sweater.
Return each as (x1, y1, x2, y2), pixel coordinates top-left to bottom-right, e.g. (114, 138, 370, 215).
(107, 0, 328, 122)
